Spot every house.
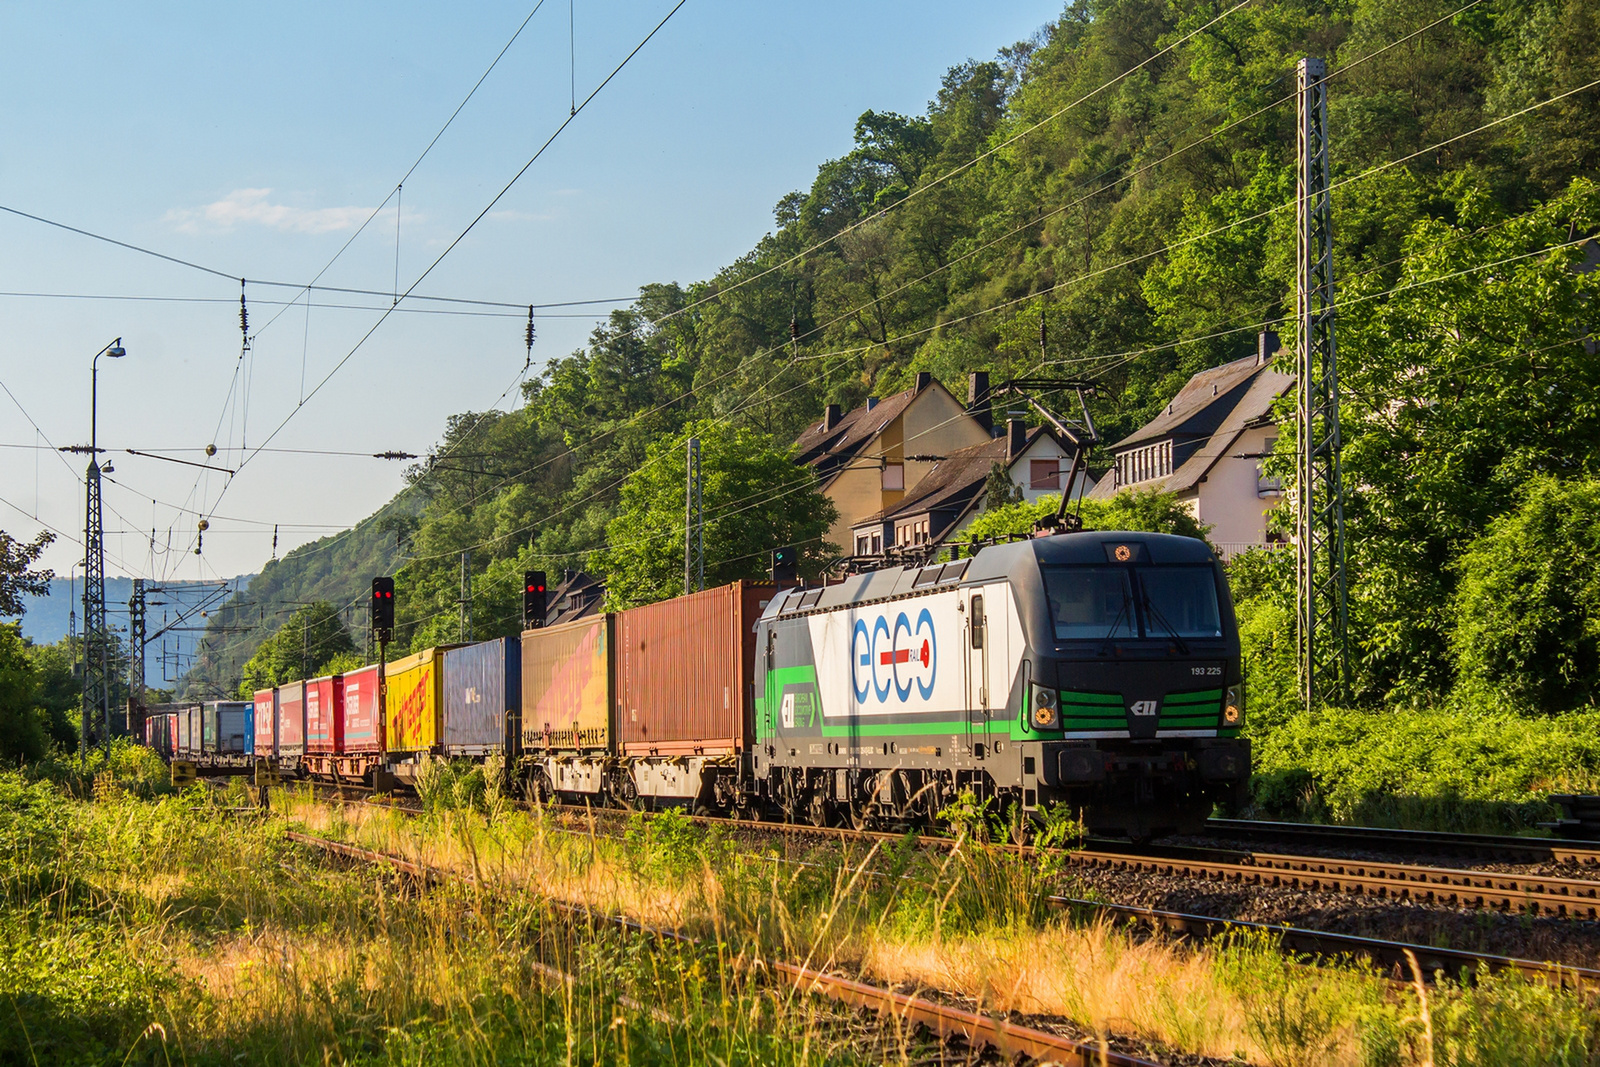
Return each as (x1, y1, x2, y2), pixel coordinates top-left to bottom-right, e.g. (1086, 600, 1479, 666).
(848, 419, 1092, 556)
(1085, 332, 1293, 557)
(792, 372, 994, 556)
(544, 570, 604, 627)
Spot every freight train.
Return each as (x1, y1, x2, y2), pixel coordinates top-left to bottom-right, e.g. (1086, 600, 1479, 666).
(148, 530, 1250, 836)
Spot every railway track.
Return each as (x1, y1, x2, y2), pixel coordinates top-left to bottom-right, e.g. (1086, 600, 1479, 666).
(1204, 818, 1600, 864)
(282, 788, 1600, 989)
(285, 830, 1168, 1066)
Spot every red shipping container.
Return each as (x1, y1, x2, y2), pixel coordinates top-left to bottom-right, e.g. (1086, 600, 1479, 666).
(305, 675, 345, 755)
(253, 689, 277, 758)
(340, 664, 384, 755)
(277, 681, 306, 757)
(614, 581, 789, 756)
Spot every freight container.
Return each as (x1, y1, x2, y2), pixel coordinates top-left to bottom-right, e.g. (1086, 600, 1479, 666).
(521, 615, 612, 751)
(276, 681, 306, 758)
(442, 637, 520, 756)
(340, 665, 383, 755)
(174, 704, 191, 755)
(203, 701, 251, 755)
(305, 675, 345, 755)
(254, 689, 277, 759)
(385, 647, 459, 754)
(614, 581, 787, 755)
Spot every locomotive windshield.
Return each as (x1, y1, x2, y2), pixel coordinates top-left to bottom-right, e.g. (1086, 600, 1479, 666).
(1043, 564, 1223, 641)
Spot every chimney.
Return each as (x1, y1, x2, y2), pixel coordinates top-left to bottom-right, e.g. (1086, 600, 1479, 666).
(866, 396, 879, 410)
(1257, 329, 1279, 367)
(914, 371, 932, 392)
(823, 403, 842, 431)
(967, 371, 992, 435)
(1007, 419, 1028, 463)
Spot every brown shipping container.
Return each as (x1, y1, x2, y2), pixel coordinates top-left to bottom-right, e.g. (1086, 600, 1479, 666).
(614, 581, 787, 755)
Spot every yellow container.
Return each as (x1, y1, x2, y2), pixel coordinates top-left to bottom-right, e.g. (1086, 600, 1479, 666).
(385, 647, 454, 753)
(521, 615, 613, 751)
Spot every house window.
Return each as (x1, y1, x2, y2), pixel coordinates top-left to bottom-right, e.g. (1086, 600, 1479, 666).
(1258, 436, 1282, 495)
(1030, 459, 1061, 490)
(870, 534, 882, 554)
(882, 464, 904, 491)
(855, 535, 870, 555)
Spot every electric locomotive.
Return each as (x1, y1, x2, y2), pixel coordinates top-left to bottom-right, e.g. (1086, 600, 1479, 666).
(752, 530, 1248, 836)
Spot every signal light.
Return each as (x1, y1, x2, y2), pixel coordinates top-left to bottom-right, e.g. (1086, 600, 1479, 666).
(371, 576, 395, 637)
(524, 570, 548, 629)
(770, 545, 799, 581)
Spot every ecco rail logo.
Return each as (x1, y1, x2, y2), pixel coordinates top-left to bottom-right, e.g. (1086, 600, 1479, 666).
(1130, 700, 1159, 717)
(851, 607, 938, 704)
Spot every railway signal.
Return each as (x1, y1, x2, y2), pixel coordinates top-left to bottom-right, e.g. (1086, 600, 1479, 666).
(371, 577, 395, 640)
(770, 545, 799, 581)
(524, 571, 547, 629)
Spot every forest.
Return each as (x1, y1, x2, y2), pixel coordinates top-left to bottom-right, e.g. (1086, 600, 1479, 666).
(151, 0, 1600, 817)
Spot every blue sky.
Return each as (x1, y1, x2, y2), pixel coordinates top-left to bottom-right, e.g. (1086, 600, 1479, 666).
(0, 1, 1064, 582)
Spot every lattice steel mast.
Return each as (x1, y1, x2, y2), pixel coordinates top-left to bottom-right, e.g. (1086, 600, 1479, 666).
(127, 579, 145, 739)
(81, 450, 109, 755)
(1294, 57, 1349, 708)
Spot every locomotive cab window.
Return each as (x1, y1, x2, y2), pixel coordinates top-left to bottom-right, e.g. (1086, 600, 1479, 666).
(1045, 567, 1136, 639)
(1138, 566, 1223, 638)
(1043, 564, 1222, 641)
(970, 595, 984, 649)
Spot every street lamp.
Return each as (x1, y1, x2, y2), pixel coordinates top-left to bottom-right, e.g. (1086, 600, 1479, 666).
(80, 338, 124, 759)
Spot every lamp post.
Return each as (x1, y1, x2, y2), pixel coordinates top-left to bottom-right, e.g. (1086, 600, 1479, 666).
(79, 338, 124, 758)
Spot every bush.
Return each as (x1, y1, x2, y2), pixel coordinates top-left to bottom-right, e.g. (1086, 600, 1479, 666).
(1452, 475, 1600, 710)
(960, 487, 1211, 547)
(1250, 702, 1600, 831)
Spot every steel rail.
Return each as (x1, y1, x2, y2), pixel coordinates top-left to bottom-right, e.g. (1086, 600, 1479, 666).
(1068, 848, 1600, 917)
(1053, 896, 1600, 993)
(1206, 818, 1600, 864)
(282, 829, 1167, 1066)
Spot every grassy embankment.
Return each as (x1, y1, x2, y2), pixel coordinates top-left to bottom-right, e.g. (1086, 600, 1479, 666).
(5, 747, 1599, 1065)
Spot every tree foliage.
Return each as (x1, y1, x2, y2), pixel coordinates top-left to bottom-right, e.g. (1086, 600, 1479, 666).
(962, 488, 1212, 546)
(237, 602, 356, 697)
(0, 530, 53, 619)
(601, 421, 838, 609)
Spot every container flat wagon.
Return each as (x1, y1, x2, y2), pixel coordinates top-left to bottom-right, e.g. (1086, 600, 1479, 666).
(520, 614, 613, 798)
(337, 664, 384, 781)
(303, 674, 345, 779)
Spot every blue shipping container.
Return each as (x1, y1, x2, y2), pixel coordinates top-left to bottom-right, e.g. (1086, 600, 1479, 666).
(441, 637, 520, 755)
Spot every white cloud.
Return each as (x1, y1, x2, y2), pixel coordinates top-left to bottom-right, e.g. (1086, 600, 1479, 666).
(164, 188, 376, 235)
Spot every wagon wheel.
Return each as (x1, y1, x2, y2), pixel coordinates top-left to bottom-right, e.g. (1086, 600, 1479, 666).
(849, 802, 876, 833)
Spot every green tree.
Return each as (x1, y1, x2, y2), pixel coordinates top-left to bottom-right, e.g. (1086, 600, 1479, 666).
(237, 602, 357, 697)
(24, 638, 79, 750)
(0, 623, 47, 764)
(600, 421, 838, 608)
(961, 488, 1212, 546)
(0, 530, 52, 618)
(1451, 476, 1600, 710)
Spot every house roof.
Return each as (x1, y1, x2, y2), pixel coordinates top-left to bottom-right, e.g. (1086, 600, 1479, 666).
(792, 384, 923, 484)
(1088, 354, 1292, 499)
(545, 570, 604, 626)
(853, 427, 1062, 530)
(1109, 355, 1273, 452)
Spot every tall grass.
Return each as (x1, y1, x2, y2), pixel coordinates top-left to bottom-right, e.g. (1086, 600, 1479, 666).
(280, 789, 1600, 1065)
(0, 772, 917, 1066)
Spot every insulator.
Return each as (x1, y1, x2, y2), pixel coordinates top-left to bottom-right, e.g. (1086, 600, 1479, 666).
(239, 283, 249, 336)
(525, 305, 536, 350)
(789, 318, 799, 342)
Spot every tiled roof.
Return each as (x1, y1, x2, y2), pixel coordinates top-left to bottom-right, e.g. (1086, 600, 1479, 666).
(545, 571, 604, 626)
(854, 427, 1064, 530)
(792, 385, 922, 484)
(1088, 355, 1292, 499)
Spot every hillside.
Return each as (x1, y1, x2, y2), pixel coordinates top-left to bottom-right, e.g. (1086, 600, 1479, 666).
(190, 0, 1598, 703)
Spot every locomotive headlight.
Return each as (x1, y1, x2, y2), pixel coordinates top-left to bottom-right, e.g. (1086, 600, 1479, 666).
(1223, 684, 1244, 725)
(1031, 685, 1060, 730)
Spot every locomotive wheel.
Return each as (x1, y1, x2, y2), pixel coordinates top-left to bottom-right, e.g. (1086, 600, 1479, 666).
(807, 792, 831, 828)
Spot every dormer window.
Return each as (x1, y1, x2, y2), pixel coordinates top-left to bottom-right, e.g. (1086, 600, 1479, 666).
(1116, 441, 1173, 486)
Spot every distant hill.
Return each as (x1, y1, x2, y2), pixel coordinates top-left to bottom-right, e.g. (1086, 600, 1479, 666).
(178, 494, 418, 698)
